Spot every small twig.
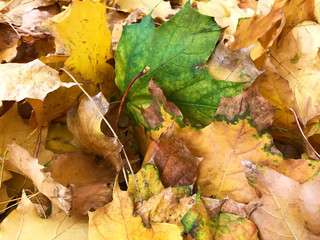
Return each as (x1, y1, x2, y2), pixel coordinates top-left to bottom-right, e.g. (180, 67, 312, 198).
(0, 191, 39, 214)
(0, 0, 14, 11)
(0, 149, 8, 190)
(24, 189, 47, 219)
(115, 66, 150, 132)
(34, 127, 42, 158)
(60, 68, 143, 202)
(3, 15, 20, 38)
(290, 108, 320, 160)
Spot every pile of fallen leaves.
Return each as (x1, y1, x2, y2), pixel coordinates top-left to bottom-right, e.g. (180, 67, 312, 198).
(0, 0, 320, 239)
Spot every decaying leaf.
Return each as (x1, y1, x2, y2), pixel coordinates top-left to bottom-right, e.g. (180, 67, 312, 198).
(6, 143, 72, 214)
(127, 163, 165, 202)
(143, 131, 200, 188)
(0, 59, 75, 103)
(89, 176, 183, 240)
(207, 42, 263, 85)
(0, 193, 88, 240)
(67, 93, 122, 171)
(181, 192, 214, 239)
(243, 160, 320, 239)
(214, 212, 259, 240)
(136, 187, 195, 228)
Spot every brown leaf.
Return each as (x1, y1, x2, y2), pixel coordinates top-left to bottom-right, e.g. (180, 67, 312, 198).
(216, 84, 277, 133)
(71, 183, 112, 216)
(48, 152, 116, 185)
(67, 93, 122, 171)
(6, 143, 72, 214)
(243, 160, 320, 239)
(0, 24, 20, 62)
(221, 199, 256, 219)
(143, 131, 200, 187)
(201, 197, 226, 219)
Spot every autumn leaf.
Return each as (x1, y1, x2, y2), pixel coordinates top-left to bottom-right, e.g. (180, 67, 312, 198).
(6, 143, 72, 214)
(207, 41, 263, 85)
(89, 176, 183, 240)
(115, 1, 243, 126)
(0, 192, 88, 240)
(43, 0, 116, 98)
(67, 93, 122, 171)
(0, 59, 75, 103)
(0, 25, 20, 62)
(269, 21, 320, 125)
(243, 160, 320, 239)
(194, 0, 255, 35)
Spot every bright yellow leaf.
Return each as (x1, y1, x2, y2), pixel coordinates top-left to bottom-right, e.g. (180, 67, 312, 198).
(0, 193, 88, 240)
(89, 176, 183, 240)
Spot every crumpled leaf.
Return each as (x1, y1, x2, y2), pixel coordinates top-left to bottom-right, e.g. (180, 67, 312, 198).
(116, 0, 178, 21)
(270, 21, 320, 125)
(43, 0, 116, 100)
(214, 212, 259, 240)
(220, 199, 256, 219)
(229, 1, 286, 60)
(194, 0, 255, 35)
(0, 59, 75, 102)
(67, 93, 122, 171)
(115, 1, 243, 126)
(243, 160, 320, 239)
(207, 42, 263, 85)
(89, 176, 183, 240)
(6, 143, 72, 214)
(0, 192, 88, 240)
(136, 187, 195, 228)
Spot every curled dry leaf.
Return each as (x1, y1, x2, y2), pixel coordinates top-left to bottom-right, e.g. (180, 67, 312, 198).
(220, 199, 256, 219)
(0, 192, 88, 240)
(0, 59, 75, 103)
(89, 176, 183, 240)
(67, 93, 122, 172)
(208, 42, 263, 85)
(201, 197, 226, 219)
(6, 143, 72, 214)
(270, 21, 320, 125)
(229, 1, 286, 60)
(136, 188, 196, 228)
(243, 160, 320, 239)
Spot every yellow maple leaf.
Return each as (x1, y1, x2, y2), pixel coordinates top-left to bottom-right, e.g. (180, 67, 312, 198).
(0, 192, 88, 240)
(89, 176, 183, 240)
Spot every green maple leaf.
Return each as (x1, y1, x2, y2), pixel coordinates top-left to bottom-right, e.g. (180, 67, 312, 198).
(115, 1, 243, 127)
